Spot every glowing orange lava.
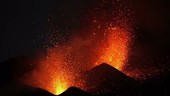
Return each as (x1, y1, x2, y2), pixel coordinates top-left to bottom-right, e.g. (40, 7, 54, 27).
(94, 26, 131, 70)
(53, 73, 69, 95)
(24, 20, 132, 95)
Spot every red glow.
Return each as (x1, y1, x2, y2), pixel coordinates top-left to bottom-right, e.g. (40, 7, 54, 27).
(94, 26, 131, 70)
(24, 22, 132, 95)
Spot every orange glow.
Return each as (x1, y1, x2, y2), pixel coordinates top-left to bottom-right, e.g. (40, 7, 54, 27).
(94, 26, 131, 70)
(53, 73, 68, 95)
(23, 20, 132, 95)
(24, 46, 86, 95)
(38, 47, 75, 95)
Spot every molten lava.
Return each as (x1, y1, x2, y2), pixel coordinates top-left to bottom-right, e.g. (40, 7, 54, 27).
(23, 22, 132, 95)
(94, 26, 131, 70)
(53, 73, 68, 95)
(19, 0, 139, 95)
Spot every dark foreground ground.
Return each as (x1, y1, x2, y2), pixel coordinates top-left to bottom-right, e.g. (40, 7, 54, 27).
(0, 56, 170, 96)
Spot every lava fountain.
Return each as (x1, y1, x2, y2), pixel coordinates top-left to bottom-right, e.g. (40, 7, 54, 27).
(15, 0, 140, 94)
(93, 25, 132, 70)
(23, 19, 133, 95)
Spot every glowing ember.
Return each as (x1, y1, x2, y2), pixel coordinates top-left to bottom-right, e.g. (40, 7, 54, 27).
(22, 1, 134, 94)
(23, 21, 132, 95)
(53, 73, 68, 95)
(94, 26, 131, 70)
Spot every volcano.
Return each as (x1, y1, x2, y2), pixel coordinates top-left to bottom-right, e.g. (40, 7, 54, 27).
(0, 57, 137, 96)
(0, 57, 170, 96)
(59, 87, 90, 96)
(84, 63, 139, 95)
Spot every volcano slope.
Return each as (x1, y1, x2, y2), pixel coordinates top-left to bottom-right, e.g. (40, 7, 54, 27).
(83, 63, 139, 96)
(0, 56, 55, 96)
(0, 57, 170, 96)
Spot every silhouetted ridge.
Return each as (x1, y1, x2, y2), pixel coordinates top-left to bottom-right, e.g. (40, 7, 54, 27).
(59, 87, 90, 96)
(87, 63, 134, 82)
(0, 80, 55, 96)
(85, 63, 138, 95)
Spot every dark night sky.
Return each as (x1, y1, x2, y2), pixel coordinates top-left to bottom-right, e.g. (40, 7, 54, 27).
(1, 0, 170, 72)
(1, 0, 57, 61)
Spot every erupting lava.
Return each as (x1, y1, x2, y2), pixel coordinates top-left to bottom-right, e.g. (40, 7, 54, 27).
(53, 73, 68, 95)
(19, 0, 138, 94)
(24, 21, 133, 95)
(94, 26, 131, 70)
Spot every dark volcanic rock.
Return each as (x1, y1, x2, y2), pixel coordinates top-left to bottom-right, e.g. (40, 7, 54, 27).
(59, 87, 90, 96)
(0, 56, 36, 89)
(0, 80, 55, 96)
(0, 56, 54, 96)
(1, 57, 170, 96)
(85, 63, 139, 96)
(139, 73, 170, 96)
